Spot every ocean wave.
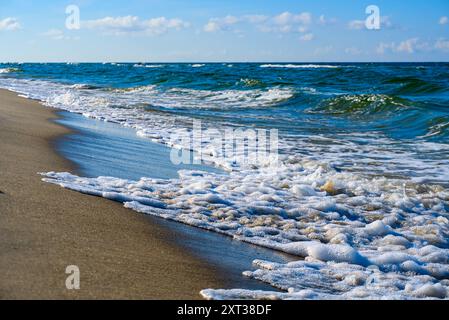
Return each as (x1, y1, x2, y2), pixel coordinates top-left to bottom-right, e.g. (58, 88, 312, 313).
(0, 77, 295, 114)
(112, 85, 158, 93)
(191, 64, 205, 68)
(385, 77, 446, 95)
(1, 78, 448, 179)
(238, 78, 265, 87)
(0, 67, 21, 74)
(423, 117, 449, 138)
(164, 87, 295, 109)
(133, 64, 164, 68)
(307, 94, 410, 116)
(260, 64, 341, 69)
(110, 85, 295, 109)
(70, 83, 100, 90)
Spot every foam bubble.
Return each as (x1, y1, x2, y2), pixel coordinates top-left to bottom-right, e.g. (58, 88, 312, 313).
(40, 154, 449, 300)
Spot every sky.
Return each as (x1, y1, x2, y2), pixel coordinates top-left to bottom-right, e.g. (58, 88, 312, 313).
(0, 0, 448, 62)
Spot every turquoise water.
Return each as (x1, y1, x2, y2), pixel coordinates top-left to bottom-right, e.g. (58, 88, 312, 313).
(1, 62, 448, 140)
(1, 62, 448, 183)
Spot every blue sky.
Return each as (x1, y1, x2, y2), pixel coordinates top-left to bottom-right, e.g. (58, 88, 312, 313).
(0, 0, 448, 62)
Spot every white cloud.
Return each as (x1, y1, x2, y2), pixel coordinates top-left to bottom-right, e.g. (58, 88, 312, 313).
(300, 33, 314, 41)
(42, 29, 66, 40)
(243, 14, 269, 24)
(376, 38, 436, 55)
(318, 15, 337, 26)
(273, 12, 291, 25)
(395, 38, 419, 53)
(348, 20, 365, 30)
(83, 16, 190, 35)
(439, 16, 449, 25)
(314, 45, 333, 55)
(42, 29, 80, 41)
(204, 21, 220, 32)
(203, 15, 239, 32)
(376, 42, 393, 55)
(0, 17, 21, 31)
(203, 11, 312, 34)
(376, 39, 418, 54)
(345, 47, 362, 55)
(435, 38, 449, 51)
(380, 16, 394, 29)
(273, 12, 312, 26)
(348, 16, 395, 30)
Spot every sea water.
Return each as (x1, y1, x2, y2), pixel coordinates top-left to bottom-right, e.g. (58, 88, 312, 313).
(1, 62, 449, 299)
(54, 111, 294, 292)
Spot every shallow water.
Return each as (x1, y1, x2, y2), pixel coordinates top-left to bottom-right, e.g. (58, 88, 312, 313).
(55, 111, 223, 180)
(54, 111, 294, 292)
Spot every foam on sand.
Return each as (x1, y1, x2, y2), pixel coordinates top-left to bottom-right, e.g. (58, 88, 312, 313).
(41, 154, 449, 299)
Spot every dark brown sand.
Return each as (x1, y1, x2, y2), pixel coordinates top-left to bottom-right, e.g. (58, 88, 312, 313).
(0, 89, 225, 299)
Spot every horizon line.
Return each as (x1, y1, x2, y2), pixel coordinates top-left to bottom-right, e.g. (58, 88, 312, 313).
(2, 61, 449, 64)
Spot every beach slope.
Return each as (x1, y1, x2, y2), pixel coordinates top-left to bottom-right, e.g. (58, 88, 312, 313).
(0, 89, 223, 299)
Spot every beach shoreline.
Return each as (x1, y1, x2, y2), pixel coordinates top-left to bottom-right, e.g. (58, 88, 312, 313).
(0, 88, 226, 299)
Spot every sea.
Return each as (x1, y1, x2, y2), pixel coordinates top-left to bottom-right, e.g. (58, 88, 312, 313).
(1, 62, 448, 299)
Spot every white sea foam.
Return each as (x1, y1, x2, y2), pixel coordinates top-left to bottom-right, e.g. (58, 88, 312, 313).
(40, 158, 449, 299)
(201, 259, 449, 300)
(260, 64, 341, 69)
(191, 64, 205, 68)
(0, 68, 20, 74)
(133, 64, 164, 68)
(70, 83, 99, 90)
(0, 78, 295, 111)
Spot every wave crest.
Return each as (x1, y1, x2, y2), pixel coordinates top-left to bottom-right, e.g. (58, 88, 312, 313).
(385, 77, 446, 95)
(0, 67, 21, 74)
(308, 94, 410, 116)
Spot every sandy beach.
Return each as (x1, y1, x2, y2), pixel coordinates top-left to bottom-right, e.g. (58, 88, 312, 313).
(0, 89, 225, 299)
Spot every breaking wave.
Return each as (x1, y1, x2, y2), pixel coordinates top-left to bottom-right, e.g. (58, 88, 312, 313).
(308, 94, 410, 116)
(385, 77, 446, 95)
(0, 67, 21, 74)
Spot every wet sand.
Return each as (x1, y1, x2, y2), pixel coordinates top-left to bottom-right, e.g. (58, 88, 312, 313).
(0, 89, 226, 299)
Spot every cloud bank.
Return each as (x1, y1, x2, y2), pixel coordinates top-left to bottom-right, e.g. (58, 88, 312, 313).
(83, 16, 190, 35)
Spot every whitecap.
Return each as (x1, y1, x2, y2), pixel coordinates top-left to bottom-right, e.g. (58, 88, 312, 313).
(260, 64, 341, 69)
(0, 68, 21, 74)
